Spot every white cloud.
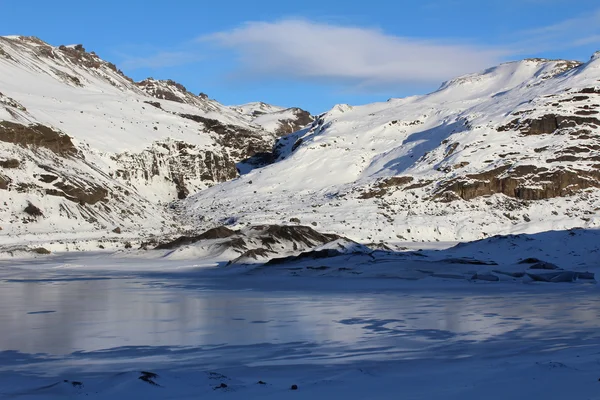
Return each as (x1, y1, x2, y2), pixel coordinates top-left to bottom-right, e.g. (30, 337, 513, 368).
(201, 19, 507, 88)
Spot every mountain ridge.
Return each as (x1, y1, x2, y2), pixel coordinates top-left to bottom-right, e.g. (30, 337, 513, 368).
(1, 34, 599, 251)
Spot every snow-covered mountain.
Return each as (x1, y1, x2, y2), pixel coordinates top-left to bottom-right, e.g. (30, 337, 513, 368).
(182, 55, 600, 244)
(232, 102, 314, 135)
(0, 36, 312, 241)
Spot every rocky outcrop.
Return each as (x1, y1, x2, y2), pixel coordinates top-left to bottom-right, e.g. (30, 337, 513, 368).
(114, 139, 238, 199)
(0, 121, 77, 156)
(272, 108, 314, 136)
(136, 78, 190, 103)
(156, 224, 343, 264)
(499, 114, 600, 135)
(436, 165, 600, 201)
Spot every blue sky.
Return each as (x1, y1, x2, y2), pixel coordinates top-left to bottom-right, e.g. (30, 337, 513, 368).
(2, 0, 600, 113)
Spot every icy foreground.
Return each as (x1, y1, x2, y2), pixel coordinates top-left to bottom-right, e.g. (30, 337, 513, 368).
(1, 248, 599, 399)
(1, 228, 599, 398)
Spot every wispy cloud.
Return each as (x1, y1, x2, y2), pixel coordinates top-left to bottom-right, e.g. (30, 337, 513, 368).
(200, 19, 507, 89)
(114, 9, 600, 90)
(512, 9, 600, 54)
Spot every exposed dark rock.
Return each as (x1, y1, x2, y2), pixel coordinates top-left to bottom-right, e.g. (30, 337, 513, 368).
(0, 121, 77, 156)
(143, 101, 162, 109)
(232, 248, 274, 262)
(139, 371, 160, 386)
(112, 227, 122, 234)
(578, 87, 600, 94)
(49, 181, 108, 205)
(31, 247, 51, 255)
(248, 225, 340, 248)
(0, 174, 10, 189)
(291, 138, 304, 152)
(178, 113, 273, 162)
(273, 109, 314, 136)
(24, 202, 43, 217)
(155, 226, 238, 250)
(0, 159, 20, 169)
(498, 114, 600, 136)
(172, 175, 189, 199)
(266, 249, 345, 266)
(136, 79, 188, 103)
(519, 257, 543, 264)
(38, 174, 57, 183)
(437, 165, 600, 201)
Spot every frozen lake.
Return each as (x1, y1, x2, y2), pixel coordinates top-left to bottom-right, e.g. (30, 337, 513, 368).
(2, 268, 600, 372)
(1, 262, 600, 399)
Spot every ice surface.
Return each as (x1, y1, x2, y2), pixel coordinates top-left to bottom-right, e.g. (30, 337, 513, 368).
(0, 255, 599, 399)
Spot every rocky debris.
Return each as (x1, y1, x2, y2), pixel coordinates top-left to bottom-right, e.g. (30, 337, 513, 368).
(360, 176, 414, 199)
(0, 121, 77, 156)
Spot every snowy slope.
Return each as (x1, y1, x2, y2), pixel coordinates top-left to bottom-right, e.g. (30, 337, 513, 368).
(0, 36, 310, 242)
(183, 55, 600, 244)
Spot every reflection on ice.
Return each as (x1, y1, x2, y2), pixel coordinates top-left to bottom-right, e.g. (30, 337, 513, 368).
(1, 273, 599, 370)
